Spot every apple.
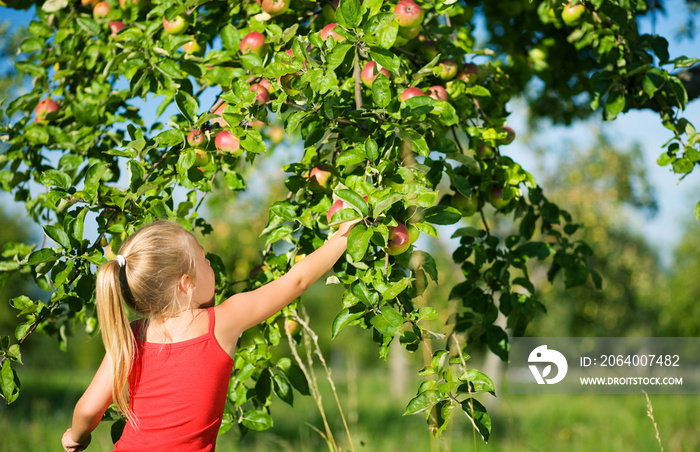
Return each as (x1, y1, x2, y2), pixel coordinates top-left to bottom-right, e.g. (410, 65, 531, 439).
(258, 78, 274, 93)
(361, 61, 391, 88)
(418, 36, 438, 60)
(457, 63, 478, 84)
(561, 1, 585, 26)
(34, 98, 59, 123)
(435, 59, 458, 81)
(187, 129, 206, 147)
(400, 87, 426, 102)
(82, 0, 99, 6)
(182, 37, 204, 56)
(261, 0, 290, 16)
(247, 120, 266, 129)
(240, 31, 266, 55)
(284, 318, 301, 335)
(394, 0, 424, 28)
(326, 198, 346, 222)
(488, 186, 510, 209)
(268, 125, 285, 144)
(309, 164, 333, 192)
(284, 48, 308, 70)
(193, 149, 209, 167)
(320, 23, 345, 42)
(119, 0, 144, 7)
(387, 222, 411, 255)
(249, 264, 268, 279)
(93, 1, 111, 18)
(427, 85, 448, 101)
(108, 21, 124, 38)
(475, 141, 494, 158)
(451, 192, 478, 216)
(407, 223, 420, 244)
(279, 73, 301, 96)
(215, 130, 243, 157)
(398, 24, 421, 40)
(163, 15, 189, 35)
(212, 103, 227, 127)
(501, 126, 515, 145)
(249, 83, 270, 105)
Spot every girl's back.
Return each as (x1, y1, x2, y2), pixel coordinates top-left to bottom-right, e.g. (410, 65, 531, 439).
(114, 308, 233, 451)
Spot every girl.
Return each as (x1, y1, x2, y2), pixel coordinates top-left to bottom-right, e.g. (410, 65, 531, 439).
(62, 218, 356, 451)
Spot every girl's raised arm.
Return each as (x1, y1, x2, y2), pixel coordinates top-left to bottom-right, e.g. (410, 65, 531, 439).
(214, 221, 357, 353)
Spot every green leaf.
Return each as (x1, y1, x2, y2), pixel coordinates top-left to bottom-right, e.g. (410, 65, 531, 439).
(695, 201, 700, 220)
(272, 373, 293, 406)
(371, 74, 392, 108)
(336, 189, 369, 216)
(459, 369, 496, 395)
(174, 91, 199, 125)
(1, 359, 20, 404)
(242, 130, 267, 154)
(461, 398, 491, 442)
(76, 17, 101, 36)
(220, 24, 239, 51)
(241, 410, 273, 431)
(422, 205, 462, 225)
(382, 277, 411, 300)
(27, 248, 57, 265)
(40, 170, 72, 190)
(347, 224, 372, 261)
(403, 389, 440, 416)
(369, 47, 401, 74)
(42, 225, 70, 250)
(331, 306, 366, 338)
(604, 90, 626, 120)
(370, 305, 404, 336)
(336, 0, 362, 29)
(327, 43, 353, 70)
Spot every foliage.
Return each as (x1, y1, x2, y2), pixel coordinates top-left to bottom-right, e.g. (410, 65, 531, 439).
(0, 0, 697, 442)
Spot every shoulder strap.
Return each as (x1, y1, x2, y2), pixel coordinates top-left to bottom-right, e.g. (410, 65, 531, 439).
(207, 307, 216, 336)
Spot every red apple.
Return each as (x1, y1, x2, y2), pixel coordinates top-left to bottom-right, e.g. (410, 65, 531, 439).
(394, 0, 424, 28)
(435, 59, 458, 81)
(400, 87, 426, 102)
(240, 32, 266, 56)
(451, 192, 479, 216)
(163, 15, 189, 35)
(309, 164, 333, 192)
(93, 1, 111, 18)
(284, 318, 301, 335)
(561, 1, 585, 26)
(215, 130, 242, 157)
(34, 98, 59, 123)
(250, 83, 270, 105)
(268, 125, 285, 144)
(261, 0, 290, 16)
(320, 23, 345, 42)
(361, 61, 391, 88)
(501, 126, 515, 145)
(427, 85, 448, 101)
(248, 120, 266, 129)
(258, 78, 274, 93)
(182, 37, 204, 56)
(326, 198, 346, 222)
(187, 128, 206, 147)
(387, 222, 411, 255)
(398, 24, 421, 40)
(109, 21, 124, 38)
(82, 0, 98, 6)
(212, 103, 227, 127)
(457, 63, 478, 84)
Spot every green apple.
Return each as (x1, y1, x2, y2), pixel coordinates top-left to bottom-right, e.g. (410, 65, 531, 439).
(561, 2, 586, 26)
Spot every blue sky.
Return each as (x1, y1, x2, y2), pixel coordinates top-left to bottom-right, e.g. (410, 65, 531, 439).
(1, 1, 699, 265)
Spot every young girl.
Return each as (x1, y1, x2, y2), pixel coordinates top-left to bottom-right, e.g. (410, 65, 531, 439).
(61, 218, 356, 451)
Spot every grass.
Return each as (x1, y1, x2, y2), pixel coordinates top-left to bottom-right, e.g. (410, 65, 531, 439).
(2, 364, 698, 452)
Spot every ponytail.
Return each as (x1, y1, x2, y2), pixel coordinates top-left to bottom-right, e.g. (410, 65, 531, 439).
(96, 259, 135, 420)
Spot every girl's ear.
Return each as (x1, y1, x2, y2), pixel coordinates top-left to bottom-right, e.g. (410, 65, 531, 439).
(178, 274, 192, 294)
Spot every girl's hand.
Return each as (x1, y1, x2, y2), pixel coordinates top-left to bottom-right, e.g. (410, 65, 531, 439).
(62, 429, 91, 452)
(336, 218, 362, 237)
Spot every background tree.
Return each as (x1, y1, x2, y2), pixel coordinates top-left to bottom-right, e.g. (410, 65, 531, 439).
(0, 0, 698, 444)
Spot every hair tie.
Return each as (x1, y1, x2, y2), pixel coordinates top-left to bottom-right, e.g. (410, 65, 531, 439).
(114, 254, 126, 268)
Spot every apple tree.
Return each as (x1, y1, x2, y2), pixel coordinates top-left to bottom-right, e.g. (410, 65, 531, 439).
(0, 0, 698, 443)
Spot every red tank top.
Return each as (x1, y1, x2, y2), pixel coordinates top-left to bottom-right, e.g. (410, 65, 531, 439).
(113, 307, 234, 451)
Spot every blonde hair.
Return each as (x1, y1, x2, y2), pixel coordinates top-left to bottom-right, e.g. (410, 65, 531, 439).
(96, 220, 198, 419)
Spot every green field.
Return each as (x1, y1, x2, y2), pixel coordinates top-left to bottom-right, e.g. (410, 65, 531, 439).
(2, 364, 697, 452)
